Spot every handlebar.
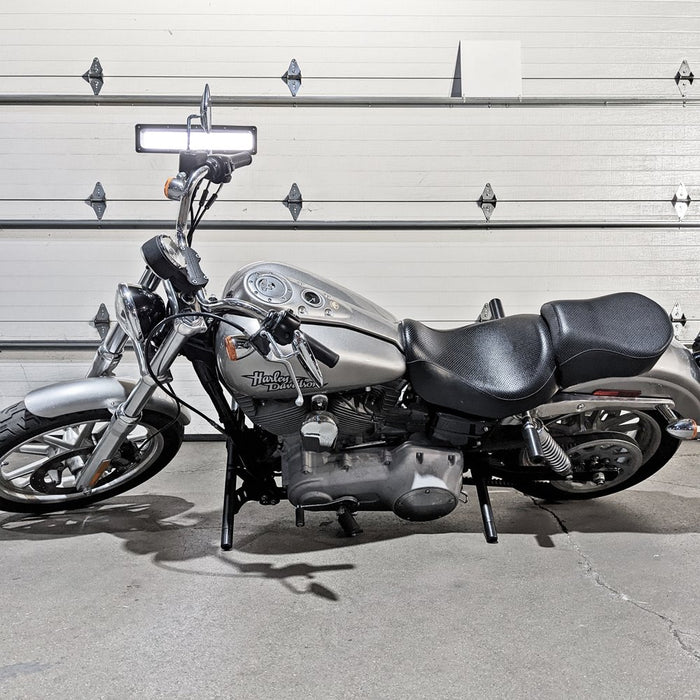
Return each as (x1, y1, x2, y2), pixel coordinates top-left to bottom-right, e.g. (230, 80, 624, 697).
(198, 295, 340, 369)
(304, 334, 340, 368)
(204, 153, 252, 184)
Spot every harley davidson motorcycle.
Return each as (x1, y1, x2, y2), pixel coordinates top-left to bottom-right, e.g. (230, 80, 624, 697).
(1, 89, 699, 549)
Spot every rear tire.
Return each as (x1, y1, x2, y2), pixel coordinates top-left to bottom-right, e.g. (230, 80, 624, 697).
(0, 402, 184, 513)
(516, 409, 680, 500)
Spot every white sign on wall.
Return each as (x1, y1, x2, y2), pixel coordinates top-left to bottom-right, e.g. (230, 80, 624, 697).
(459, 40, 522, 97)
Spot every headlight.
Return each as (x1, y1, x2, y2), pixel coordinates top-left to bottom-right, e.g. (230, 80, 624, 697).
(115, 284, 167, 342)
(115, 284, 143, 343)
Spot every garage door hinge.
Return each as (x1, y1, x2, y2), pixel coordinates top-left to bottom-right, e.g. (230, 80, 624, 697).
(82, 57, 104, 96)
(477, 183, 497, 221)
(283, 183, 303, 220)
(92, 303, 111, 340)
(675, 60, 694, 96)
(672, 183, 691, 219)
(85, 182, 107, 220)
(282, 58, 302, 96)
(670, 302, 687, 340)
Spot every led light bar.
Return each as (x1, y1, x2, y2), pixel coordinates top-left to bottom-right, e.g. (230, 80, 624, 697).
(135, 124, 257, 154)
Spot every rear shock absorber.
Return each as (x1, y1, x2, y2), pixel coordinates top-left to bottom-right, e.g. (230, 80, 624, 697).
(522, 413, 572, 477)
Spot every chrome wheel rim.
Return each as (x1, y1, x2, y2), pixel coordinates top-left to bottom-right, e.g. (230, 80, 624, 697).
(0, 419, 164, 504)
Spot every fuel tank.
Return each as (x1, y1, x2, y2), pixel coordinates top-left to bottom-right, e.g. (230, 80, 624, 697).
(216, 262, 406, 399)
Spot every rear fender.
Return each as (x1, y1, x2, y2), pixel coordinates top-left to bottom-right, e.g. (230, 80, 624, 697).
(24, 377, 191, 425)
(561, 340, 700, 421)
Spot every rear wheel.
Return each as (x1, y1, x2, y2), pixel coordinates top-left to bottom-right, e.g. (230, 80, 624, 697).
(0, 402, 184, 513)
(516, 409, 680, 500)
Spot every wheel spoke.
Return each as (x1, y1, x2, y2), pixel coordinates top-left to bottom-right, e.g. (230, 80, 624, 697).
(42, 434, 78, 450)
(18, 443, 51, 456)
(2, 457, 49, 481)
(600, 413, 638, 432)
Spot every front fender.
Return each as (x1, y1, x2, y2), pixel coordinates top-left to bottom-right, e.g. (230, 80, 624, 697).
(24, 377, 191, 425)
(566, 340, 700, 421)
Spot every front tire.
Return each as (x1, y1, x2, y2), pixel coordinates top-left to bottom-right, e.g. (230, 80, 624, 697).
(0, 402, 184, 513)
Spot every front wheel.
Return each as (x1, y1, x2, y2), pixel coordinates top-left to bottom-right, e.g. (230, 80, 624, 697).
(516, 409, 680, 500)
(0, 402, 184, 513)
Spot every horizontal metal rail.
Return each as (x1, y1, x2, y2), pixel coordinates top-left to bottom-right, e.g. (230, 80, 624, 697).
(1, 95, 699, 108)
(1, 219, 699, 231)
(1, 337, 695, 353)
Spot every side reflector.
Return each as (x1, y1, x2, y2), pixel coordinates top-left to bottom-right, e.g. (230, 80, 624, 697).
(592, 389, 642, 397)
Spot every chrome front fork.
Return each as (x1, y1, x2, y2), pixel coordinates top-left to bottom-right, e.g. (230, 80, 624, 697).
(77, 268, 204, 492)
(76, 313, 206, 491)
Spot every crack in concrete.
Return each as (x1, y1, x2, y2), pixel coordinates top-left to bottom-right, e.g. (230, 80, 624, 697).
(530, 496, 700, 664)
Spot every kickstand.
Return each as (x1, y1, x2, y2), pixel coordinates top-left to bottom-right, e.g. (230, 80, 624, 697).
(472, 471, 498, 544)
(221, 438, 237, 551)
(337, 505, 363, 537)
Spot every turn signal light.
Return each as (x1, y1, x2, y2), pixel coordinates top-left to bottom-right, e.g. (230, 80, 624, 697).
(666, 418, 698, 440)
(224, 336, 238, 361)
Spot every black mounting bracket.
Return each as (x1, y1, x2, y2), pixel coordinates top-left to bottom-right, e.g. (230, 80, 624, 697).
(672, 183, 691, 219)
(477, 183, 497, 221)
(85, 182, 107, 220)
(92, 302, 110, 339)
(82, 57, 104, 96)
(283, 182, 303, 221)
(675, 60, 694, 96)
(282, 58, 302, 96)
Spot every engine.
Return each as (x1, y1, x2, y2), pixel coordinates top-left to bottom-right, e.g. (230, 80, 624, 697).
(234, 381, 425, 442)
(281, 438, 464, 521)
(235, 382, 465, 521)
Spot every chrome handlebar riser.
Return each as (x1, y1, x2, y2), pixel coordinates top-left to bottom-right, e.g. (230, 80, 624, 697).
(175, 166, 210, 249)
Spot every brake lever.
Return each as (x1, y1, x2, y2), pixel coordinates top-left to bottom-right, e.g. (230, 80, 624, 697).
(258, 330, 322, 407)
(292, 330, 323, 387)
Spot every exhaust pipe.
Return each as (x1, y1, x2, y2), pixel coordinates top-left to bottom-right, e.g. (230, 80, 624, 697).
(666, 418, 699, 440)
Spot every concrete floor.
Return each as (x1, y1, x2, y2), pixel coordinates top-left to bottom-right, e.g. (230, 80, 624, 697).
(1, 442, 699, 699)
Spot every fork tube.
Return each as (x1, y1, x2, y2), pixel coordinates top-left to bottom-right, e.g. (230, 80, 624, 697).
(76, 315, 207, 491)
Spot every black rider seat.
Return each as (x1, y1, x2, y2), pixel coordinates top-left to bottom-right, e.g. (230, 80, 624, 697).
(402, 314, 558, 419)
(540, 292, 673, 387)
(402, 293, 673, 419)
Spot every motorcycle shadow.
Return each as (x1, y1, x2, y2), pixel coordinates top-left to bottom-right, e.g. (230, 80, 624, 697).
(0, 495, 356, 601)
(1, 487, 698, 559)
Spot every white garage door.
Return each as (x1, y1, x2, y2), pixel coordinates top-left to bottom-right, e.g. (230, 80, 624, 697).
(1, 1, 698, 433)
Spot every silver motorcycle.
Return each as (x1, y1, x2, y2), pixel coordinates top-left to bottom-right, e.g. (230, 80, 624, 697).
(1, 89, 699, 549)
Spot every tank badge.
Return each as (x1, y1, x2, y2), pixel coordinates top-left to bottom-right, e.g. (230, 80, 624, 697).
(243, 370, 321, 393)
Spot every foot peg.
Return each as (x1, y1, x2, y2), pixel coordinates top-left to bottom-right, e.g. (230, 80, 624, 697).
(294, 497, 363, 537)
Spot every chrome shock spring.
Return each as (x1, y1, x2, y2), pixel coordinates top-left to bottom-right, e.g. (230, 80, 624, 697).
(537, 424, 572, 476)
